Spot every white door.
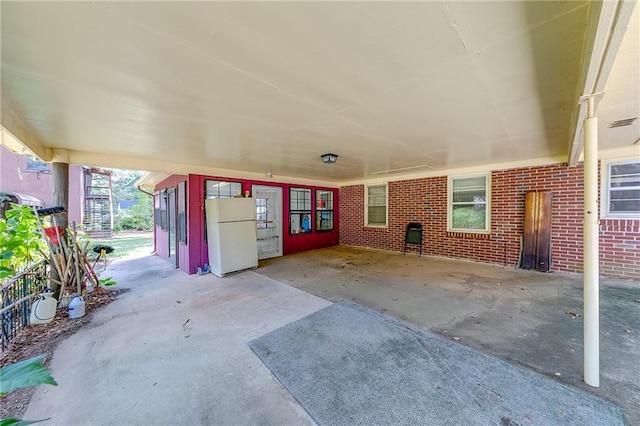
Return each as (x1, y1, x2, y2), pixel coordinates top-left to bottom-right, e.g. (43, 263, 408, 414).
(252, 185, 283, 260)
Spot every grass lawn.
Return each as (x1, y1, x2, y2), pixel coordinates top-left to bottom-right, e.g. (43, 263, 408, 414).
(88, 231, 154, 259)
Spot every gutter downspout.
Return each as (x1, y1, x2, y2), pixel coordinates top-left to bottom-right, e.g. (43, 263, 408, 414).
(137, 185, 154, 197)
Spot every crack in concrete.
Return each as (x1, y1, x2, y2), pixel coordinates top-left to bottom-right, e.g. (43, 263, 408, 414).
(437, 316, 457, 327)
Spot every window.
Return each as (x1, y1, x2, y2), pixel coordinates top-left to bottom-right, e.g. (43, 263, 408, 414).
(256, 198, 268, 229)
(26, 156, 49, 172)
(290, 188, 311, 234)
(154, 192, 161, 228)
(159, 190, 168, 230)
(316, 190, 334, 231)
(204, 180, 242, 242)
(205, 180, 242, 199)
(604, 160, 640, 217)
(366, 184, 387, 227)
(178, 181, 187, 244)
(449, 174, 490, 232)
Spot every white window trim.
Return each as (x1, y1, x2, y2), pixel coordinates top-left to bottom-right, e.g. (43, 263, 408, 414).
(600, 158, 640, 219)
(447, 173, 491, 233)
(364, 183, 388, 228)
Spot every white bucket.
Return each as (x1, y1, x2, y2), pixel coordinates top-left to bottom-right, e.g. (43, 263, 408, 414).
(68, 295, 86, 319)
(30, 292, 57, 325)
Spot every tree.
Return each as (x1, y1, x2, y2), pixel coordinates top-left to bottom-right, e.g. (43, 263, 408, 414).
(113, 191, 153, 231)
(110, 169, 143, 210)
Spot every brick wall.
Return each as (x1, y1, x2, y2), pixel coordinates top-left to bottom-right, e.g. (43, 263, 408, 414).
(340, 162, 640, 279)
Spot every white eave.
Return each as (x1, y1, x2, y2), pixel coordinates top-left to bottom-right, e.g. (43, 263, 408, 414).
(569, 0, 639, 166)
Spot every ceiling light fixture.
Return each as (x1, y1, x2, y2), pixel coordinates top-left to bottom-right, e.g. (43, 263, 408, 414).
(321, 153, 338, 164)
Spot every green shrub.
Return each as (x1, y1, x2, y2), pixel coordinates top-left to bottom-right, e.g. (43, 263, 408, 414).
(452, 206, 486, 230)
(113, 193, 153, 231)
(0, 204, 46, 281)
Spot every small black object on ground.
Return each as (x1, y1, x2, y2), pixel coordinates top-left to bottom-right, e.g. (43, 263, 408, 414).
(36, 206, 66, 216)
(92, 245, 114, 255)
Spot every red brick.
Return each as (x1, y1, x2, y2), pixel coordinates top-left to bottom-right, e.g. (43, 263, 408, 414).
(340, 162, 639, 279)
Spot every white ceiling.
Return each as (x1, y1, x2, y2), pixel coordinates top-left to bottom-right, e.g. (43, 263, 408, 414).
(1, 1, 638, 185)
(594, 1, 639, 150)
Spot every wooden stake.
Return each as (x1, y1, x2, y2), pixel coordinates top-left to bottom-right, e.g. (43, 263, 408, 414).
(72, 222, 82, 294)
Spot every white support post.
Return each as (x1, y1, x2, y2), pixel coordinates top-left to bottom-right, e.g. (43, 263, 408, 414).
(583, 96, 599, 387)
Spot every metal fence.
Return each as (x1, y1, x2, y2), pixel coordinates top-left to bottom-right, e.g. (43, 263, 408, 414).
(1, 261, 49, 351)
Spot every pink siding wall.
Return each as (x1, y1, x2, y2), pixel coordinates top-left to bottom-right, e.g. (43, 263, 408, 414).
(1, 145, 83, 223)
(154, 175, 189, 272)
(67, 166, 83, 224)
(179, 242, 189, 271)
(156, 226, 169, 258)
(1, 145, 54, 206)
(187, 174, 204, 274)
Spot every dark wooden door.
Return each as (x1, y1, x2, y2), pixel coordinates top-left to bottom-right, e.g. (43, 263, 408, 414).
(522, 191, 552, 272)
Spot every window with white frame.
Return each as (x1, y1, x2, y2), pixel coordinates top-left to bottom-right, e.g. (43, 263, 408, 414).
(603, 160, 640, 217)
(204, 180, 242, 242)
(205, 180, 242, 199)
(449, 174, 490, 232)
(366, 184, 387, 227)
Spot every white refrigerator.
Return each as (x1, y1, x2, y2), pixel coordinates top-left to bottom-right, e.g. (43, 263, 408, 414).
(205, 198, 258, 277)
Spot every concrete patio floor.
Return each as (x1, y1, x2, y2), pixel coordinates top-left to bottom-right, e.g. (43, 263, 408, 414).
(24, 246, 639, 425)
(257, 246, 640, 425)
(25, 255, 328, 425)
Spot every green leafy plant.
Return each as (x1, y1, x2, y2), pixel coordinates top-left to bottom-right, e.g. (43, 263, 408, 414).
(451, 206, 486, 230)
(0, 354, 57, 426)
(99, 276, 117, 286)
(0, 205, 46, 281)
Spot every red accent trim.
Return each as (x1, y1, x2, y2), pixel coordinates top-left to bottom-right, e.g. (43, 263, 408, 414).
(155, 174, 340, 274)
